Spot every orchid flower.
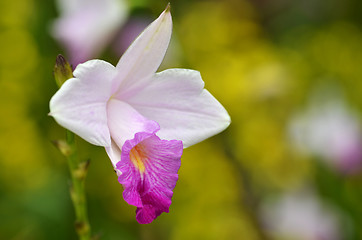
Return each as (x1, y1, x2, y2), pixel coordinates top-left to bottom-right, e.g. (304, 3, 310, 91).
(51, 0, 128, 66)
(288, 97, 362, 174)
(260, 190, 343, 240)
(49, 6, 230, 224)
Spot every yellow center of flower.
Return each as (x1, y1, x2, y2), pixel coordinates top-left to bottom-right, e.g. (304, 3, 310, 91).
(130, 145, 146, 174)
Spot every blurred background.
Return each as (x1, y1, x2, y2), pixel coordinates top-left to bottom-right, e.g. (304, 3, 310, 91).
(1, 0, 362, 239)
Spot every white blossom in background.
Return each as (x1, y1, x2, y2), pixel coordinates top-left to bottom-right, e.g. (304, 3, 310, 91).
(51, 0, 128, 66)
(288, 96, 362, 174)
(260, 190, 343, 240)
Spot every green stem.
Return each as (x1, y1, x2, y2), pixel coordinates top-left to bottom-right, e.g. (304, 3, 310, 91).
(53, 55, 91, 239)
(65, 130, 91, 240)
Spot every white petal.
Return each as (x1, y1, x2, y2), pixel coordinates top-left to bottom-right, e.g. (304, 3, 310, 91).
(123, 69, 231, 148)
(49, 60, 116, 147)
(107, 99, 159, 149)
(105, 139, 122, 168)
(113, 6, 172, 94)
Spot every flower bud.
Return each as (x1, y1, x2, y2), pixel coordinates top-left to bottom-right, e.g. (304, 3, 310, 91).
(54, 54, 73, 88)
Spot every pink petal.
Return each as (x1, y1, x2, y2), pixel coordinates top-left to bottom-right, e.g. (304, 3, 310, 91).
(122, 69, 231, 148)
(116, 131, 183, 224)
(49, 60, 117, 147)
(113, 6, 172, 94)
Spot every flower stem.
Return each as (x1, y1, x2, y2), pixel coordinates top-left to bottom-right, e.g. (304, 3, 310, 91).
(53, 55, 92, 239)
(65, 130, 91, 240)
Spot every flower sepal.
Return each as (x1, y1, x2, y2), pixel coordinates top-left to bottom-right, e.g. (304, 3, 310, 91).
(52, 139, 73, 157)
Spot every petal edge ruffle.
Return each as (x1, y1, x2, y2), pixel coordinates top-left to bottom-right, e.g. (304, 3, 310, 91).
(117, 131, 182, 224)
